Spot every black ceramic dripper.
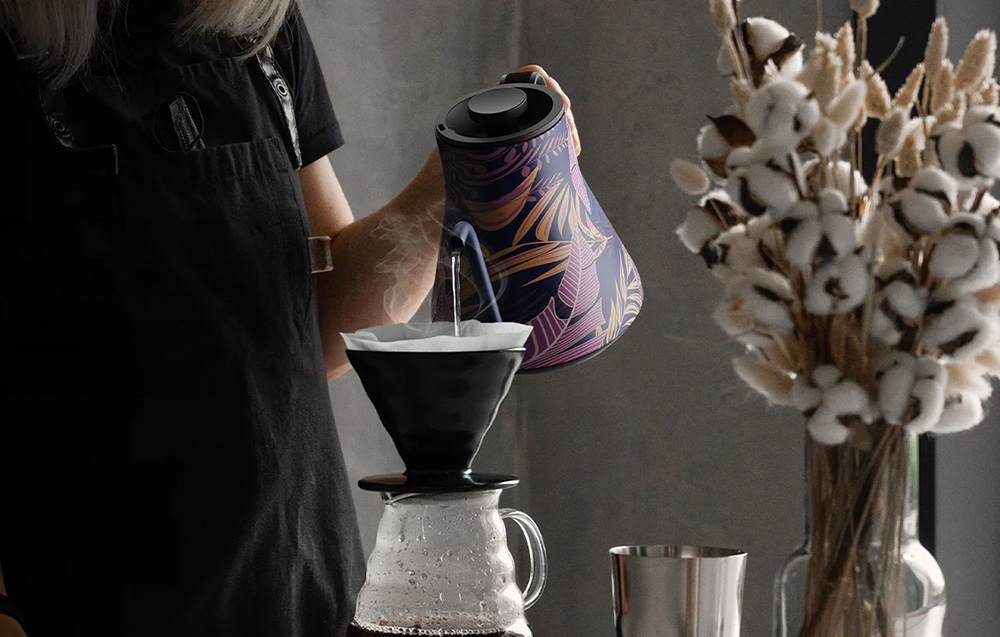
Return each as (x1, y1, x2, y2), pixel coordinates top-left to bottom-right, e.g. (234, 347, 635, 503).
(348, 348, 524, 492)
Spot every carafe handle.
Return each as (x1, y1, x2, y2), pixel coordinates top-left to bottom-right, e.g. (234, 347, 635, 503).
(499, 508, 547, 609)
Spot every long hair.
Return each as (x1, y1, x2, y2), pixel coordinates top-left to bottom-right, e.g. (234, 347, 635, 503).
(0, 0, 292, 87)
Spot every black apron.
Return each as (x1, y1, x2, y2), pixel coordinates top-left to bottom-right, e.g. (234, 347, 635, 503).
(0, 23, 364, 637)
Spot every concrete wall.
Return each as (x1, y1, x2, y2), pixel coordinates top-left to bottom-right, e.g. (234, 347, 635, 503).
(302, 1, 1000, 635)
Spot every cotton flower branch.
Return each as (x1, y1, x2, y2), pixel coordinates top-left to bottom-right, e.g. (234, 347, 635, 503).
(670, 4, 1000, 445)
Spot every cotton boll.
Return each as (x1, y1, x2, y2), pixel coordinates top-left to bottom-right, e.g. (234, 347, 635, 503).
(933, 391, 985, 433)
(945, 360, 994, 400)
(934, 123, 973, 179)
(744, 80, 821, 151)
(824, 378, 869, 415)
(818, 214, 859, 259)
(806, 254, 869, 315)
(805, 159, 868, 201)
(876, 352, 919, 424)
(712, 276, 792, 348)
(698, 123, 735, 179)
(725, 146, 800, 217)
(702, 224, 765, 279)
(962, 106, 1000, 178)
(812, 364, 844, 389)
(807, 407, 851, 445)
(933, 122, 996, 186)
(783, 205, 857, 272)
(929, 214, 987, 278)
(911, 166, 959, 204)
(888, 167, 958, 237)
(800, 365, 871, 445)
(974, 191, 1000, 215)
(677, 207, 725, 254)
(930, 214, 1000, 293)
(870, 260, 927, 345)
(714, 269, 798, 344)
(738, 18, 804, 80)
(922, 297, 999, 360)
(876, 352, 946, 433)
(717, 19, 803, 79)
(741, 268, 797, 332)
(818, 188, 850, 215)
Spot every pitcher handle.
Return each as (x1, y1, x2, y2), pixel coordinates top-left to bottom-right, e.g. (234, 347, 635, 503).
(499, 508, 547, 609)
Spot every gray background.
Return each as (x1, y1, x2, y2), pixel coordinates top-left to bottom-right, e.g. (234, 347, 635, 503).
(300, 1, 1000, 635)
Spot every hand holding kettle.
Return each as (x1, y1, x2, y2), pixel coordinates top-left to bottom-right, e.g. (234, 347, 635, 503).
(511, 65, 582, 156)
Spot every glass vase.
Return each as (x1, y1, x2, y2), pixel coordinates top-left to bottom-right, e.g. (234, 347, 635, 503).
(774, 430, 946, 636)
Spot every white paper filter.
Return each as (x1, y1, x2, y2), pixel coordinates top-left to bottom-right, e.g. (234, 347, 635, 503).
(342, 320, 532, 353)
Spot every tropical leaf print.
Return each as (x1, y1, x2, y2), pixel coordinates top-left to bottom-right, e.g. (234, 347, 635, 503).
(512, 178, 564, 245)
(521, 230, 606, 367)
(557, 230, 600, 318)
(463, 166, 539, 232)
(524, 295, 606, 368)
(604, 250, 644, 345)
(487, 241, 572, 281)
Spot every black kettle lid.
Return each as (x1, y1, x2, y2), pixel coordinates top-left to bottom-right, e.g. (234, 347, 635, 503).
(435, 71, 564, 149)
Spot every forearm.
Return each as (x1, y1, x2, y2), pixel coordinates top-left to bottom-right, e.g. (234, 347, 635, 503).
(317, 150, 445, 379)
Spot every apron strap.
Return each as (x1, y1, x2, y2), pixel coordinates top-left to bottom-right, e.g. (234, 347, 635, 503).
(1, 24, 118, 176)
(255, 43, 302, 169)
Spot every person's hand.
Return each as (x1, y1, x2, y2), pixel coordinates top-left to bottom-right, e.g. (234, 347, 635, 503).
(0, 615, 26, 637)
(513, 64, 581, 156)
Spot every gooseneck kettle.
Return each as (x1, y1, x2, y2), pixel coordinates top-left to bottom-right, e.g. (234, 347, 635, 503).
(432, 71, 643, 371)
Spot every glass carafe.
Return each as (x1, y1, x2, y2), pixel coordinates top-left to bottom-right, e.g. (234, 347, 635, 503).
(349, 489, 547, 637)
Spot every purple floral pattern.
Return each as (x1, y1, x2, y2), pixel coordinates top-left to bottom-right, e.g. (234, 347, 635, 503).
(434, 115, 643, 370)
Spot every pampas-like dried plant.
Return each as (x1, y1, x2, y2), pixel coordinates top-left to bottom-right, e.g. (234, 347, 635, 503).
(925, 17, 950, 84)
(955, 29, 998, 93)
(892, 62, 925, 111)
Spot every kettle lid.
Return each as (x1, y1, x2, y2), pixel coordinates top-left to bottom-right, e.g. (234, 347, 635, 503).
(436, 72, 564, 149)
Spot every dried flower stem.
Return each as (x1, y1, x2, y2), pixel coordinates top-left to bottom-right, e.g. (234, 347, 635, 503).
(800, 428, 909, 637)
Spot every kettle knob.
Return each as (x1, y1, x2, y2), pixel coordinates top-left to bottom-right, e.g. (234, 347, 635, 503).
(468, 87, 528, 125)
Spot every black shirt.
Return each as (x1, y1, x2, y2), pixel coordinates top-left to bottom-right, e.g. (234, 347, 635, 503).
(88, 0, 345, 166)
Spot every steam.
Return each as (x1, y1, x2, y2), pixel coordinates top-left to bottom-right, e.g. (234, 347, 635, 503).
(370, 208, 442, 323)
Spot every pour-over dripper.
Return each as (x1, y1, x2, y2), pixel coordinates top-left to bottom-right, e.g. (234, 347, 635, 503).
(346, 347, 523, 490)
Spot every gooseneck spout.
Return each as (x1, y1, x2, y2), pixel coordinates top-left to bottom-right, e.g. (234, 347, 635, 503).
(449, 220, 502, 323)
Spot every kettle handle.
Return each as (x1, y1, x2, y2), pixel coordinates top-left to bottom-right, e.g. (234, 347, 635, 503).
(499, 71, 547, 86)
(500, 508, 548, 609)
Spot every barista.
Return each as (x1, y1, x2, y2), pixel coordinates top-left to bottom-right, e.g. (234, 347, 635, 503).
(0, 1, 579, 635)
